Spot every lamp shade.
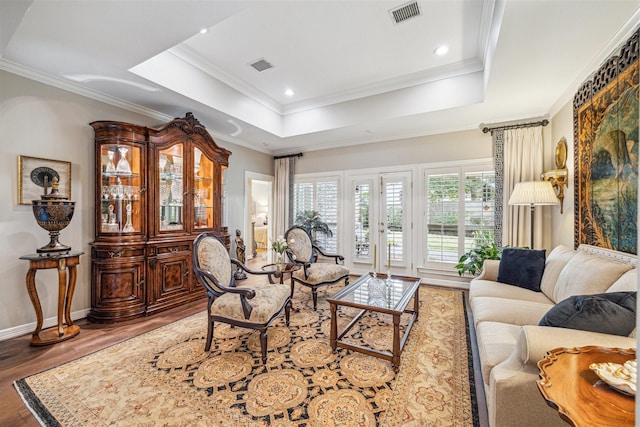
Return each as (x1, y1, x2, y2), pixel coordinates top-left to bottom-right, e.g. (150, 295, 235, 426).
(508, 181, 559, 206)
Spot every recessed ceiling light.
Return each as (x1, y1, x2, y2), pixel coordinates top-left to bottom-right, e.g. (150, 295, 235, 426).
(199, 28, 208, 34)
(434, 45, 449, 56)
(284, 89, 295, 97)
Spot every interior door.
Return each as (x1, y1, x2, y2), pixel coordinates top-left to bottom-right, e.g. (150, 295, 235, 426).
(348, 171, 412, 276)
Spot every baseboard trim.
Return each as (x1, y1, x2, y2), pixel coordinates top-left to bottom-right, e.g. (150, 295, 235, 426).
(0, 309, 90, 341)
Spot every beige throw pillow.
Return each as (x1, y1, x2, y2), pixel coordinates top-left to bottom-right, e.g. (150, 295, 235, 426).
(607, 269, 638, 293)
(553, 251, 634, 303)
(540, 245, 576, 300)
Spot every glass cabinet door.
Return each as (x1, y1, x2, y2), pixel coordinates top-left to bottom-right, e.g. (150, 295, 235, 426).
(100, 144, 142, 234)
(158, 144, 184, 231)
(193, 147, 216, 229)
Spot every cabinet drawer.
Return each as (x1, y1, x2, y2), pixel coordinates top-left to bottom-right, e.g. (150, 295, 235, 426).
(93, 247, 145, 259)
(155, 243, 191, 255)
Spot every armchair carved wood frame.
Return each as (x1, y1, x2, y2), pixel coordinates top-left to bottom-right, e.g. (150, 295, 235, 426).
(193, 232, 291, 364)
(284, 226, 349, 310)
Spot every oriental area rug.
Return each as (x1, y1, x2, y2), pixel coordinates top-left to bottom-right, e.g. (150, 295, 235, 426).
(15, 285, 478, 426)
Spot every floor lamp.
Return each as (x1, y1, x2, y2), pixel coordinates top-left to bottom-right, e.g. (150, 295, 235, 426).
(508, 181, 559, 248)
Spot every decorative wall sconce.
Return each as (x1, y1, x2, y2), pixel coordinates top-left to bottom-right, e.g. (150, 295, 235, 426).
(541, 137, 569, 213)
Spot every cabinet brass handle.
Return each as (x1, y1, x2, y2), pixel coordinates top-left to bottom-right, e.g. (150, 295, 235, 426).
(136, 276, 145, 289)
(107, 250, 122, 258)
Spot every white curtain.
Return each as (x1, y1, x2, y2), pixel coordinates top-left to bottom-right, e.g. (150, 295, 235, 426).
(503, 127, 544, 248)
(273, 158, 291, 239)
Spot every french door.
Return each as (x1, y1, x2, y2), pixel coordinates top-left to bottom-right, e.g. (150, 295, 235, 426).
(347, 171, 413, 276)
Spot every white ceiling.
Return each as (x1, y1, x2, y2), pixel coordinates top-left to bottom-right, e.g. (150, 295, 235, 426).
(1, 0, 639, 155)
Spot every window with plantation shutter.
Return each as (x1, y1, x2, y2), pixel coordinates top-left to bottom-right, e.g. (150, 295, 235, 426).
(293, 176, 340, 253)
(424, 163, 495, 266)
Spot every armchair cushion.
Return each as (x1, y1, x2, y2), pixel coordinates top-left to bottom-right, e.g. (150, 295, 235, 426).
(539, 291, 636, 336)
(293, 263, 349, 285)
(211, 283, 291, 324)
(497, 248, 546, 292)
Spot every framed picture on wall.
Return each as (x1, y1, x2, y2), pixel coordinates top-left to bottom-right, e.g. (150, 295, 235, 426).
(18, 155, 72, 205)
(573, 28, 639, 254)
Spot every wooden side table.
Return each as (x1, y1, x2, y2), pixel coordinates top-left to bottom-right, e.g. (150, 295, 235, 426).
(20, 251, 84, 346)
(537, 346, 635, 426)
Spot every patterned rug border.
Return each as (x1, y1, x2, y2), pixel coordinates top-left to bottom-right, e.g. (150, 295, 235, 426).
(463, 292, 480, 427)
(15, 285, 479, 426)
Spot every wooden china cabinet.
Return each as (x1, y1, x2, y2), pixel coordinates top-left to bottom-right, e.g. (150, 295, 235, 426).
(88, 113, 231, 322)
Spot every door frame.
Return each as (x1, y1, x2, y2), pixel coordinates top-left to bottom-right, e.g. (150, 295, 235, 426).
(344, 166, 417, 277)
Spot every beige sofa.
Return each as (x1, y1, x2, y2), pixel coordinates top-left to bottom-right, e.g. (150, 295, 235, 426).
(469, 244, 637, 427)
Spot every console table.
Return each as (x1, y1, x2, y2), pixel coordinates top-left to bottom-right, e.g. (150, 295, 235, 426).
(20, 251, 83, 346)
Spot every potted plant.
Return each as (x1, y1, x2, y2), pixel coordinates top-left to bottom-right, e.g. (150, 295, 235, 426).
(294, 210, 333, 247)
(455, 234, 501, 276)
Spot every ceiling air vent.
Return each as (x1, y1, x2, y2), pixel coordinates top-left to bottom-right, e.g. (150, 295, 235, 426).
(390, 1, 421, 24)
(249, 58, 273, 72)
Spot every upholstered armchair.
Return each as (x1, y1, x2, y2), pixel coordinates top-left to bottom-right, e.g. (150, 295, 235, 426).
(192, 232, 292, 364)
(284, 226, 349, 310)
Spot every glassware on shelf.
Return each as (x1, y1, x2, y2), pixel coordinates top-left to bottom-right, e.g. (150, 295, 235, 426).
(116, 147, 132, 174)
(115, 177, 124, 199)
(106, 150, 116, 173)
(194, 149, 202, 176)
(122, 202, 135, 232)
(159, 154, 168, 173)
(171, 179, 183, 205)
(160, 182, 171, 205)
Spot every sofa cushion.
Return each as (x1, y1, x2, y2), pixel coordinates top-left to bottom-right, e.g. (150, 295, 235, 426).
(475, 321, 521, 385)
(553, 251, 634, 303)
(497, 248, 546, 291)
(539, 292, 636, 336)
(470, 279, 554, 304)
(471, 296, 554, 326)
(607, 269, 638, 293)
(540, 245, 576, 300)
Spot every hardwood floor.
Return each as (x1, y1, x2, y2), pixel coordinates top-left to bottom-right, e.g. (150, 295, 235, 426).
(0, 260, 488, 426)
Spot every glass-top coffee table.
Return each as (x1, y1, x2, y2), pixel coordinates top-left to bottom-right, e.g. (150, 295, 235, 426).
(327, 272, 421, 372)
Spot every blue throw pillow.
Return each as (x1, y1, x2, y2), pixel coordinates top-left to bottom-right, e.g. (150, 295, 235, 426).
(497, 248, 546, 291)
(539, 292, 636, 336)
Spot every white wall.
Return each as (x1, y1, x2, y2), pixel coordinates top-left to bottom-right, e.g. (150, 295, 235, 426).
(547, 100, 575, 248)
(296, 129, 491, 173)
(0, 70, 272, 337)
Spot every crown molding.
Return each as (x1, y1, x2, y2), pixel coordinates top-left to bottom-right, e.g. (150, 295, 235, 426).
(0, 59, 173, 122)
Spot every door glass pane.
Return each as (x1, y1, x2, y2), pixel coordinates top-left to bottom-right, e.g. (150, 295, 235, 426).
(425, 173, 459, 263)
(354, 183, 370, 258)
(194, 147, 215, 229)
(385, 179, 404, 266)
(159, 144, 183, 231)
(100, 143, 142, 234)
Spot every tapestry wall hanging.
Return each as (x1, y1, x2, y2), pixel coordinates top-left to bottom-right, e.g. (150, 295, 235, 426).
(574, 28, 639, 254)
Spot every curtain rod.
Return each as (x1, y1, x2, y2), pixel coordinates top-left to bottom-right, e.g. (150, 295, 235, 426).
(273, 153, 303, 160)
(481, 119, 549, 134)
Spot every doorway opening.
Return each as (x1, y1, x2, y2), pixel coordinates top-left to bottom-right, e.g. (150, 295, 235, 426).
(246, 172, 273, 261)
